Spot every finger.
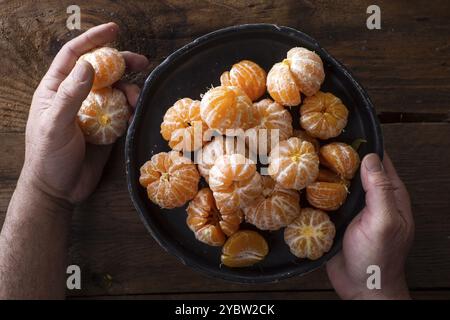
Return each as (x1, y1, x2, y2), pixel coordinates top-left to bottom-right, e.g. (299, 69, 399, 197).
(382, 152, 413, 222)
(114, 82, 140, 107)
(121, 51, 149, 72)
(42, 22, 119, 92)
(48, 61, 94, 127)
(360, 153, 401, 232)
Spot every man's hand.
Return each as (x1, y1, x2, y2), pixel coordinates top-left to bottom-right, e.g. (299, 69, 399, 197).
(326, 153, 415, 299)
(24, 22, 148, 205)
(0, 22, 148, 299)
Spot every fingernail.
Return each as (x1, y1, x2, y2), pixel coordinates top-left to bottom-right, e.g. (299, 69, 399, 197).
(364, 153, 382, 172)
(72, 62, 92, 82)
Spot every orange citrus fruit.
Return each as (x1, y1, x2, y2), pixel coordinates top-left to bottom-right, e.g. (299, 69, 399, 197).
(160, 98, 208, 151)
(244, 176, 300, 231)
(220, 60, 267, 101)
(208, 154, 262, 214)
(317, 167, 350, 187)
(292, 129, 320, 152)
(186, 188, 243, 246)
(286, 47, 325, 97)
(79, 47, 125, 90)
(300, 91, 349, 139)
(221, 230, 269, 267)
(320, 142, 360, 180)
(77, 87, 130, 145)
(139, 151, 200, 209)
(284, 208, 335, 260)
(196, 136, 248, 183)
(245, 99, 293, 155)
(266, 60, 301, 107)
(306, 182, 348, 211)
(200, 85, 254, 134)
(267, 47, 325, 106)
(268, 137, 319, 190)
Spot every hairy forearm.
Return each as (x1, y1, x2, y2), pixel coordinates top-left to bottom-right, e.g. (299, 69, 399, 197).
(0, 173, 72, 299)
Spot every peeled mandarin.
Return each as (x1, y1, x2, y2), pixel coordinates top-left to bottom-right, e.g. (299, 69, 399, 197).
(300, 92, 349, 140)
(244, 176, 300, 231)
(306, 181, 348, 211)
(77, 87, 130, 145)
(284, 208, 335, 260)
(268, 137, 319, 190)
(139, 151, 200, 209)
(79, 47, 125, 90)
(187, 188, 243, 246)
(196, 136, 248, 183)
(292, 129, 320, 152)
(220, 60, 267, 101)
(208, 154, 263, 214)
(317, 167, 350, 187)
(245, 99, 293, 155)
(286, 47, 325, 97)
(160, 98, 208, 151)
(200, 85, 254, 134)
(320, 142, 360, 180)
(266, 60, 301, 107)
(221, 230, 269, 267)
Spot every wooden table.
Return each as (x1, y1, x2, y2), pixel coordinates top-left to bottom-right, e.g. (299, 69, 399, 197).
(1, 0, 449, 299)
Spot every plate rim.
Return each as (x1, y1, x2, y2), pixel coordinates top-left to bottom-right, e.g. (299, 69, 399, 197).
(125, 23, 384, 283)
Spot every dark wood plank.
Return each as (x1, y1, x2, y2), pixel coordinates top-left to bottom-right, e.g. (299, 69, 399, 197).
(1, 123, 449, 296)
(1, 0, 450, 133)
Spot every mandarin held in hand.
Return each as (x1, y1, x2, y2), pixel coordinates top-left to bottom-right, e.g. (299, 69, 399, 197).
(267, 47, 325, 106)
(139, 151, 200, 209)
(209, 154, 263, 214)
(221, 230, 269, 268)
(300, 91, 349, 140)
(200, 85, 254, 134)
(320, 142, 360, 180)
(245, 99, 293, 155)
(268, 137, 319, 190)
(78, 46, 125, 90)
(220, 60, 267, 101)
(77, 87, 130, 145)
(284, 208, 336, 260)
(244, 176, 300, 231)
(160, 98, 208, 151)
(187, 188, 243, 246)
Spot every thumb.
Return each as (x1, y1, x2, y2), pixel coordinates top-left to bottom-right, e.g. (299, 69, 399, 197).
(49, 60, 94, 127)
(360, 153, 400, 235)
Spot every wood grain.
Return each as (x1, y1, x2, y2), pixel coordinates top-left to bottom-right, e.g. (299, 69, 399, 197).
(1, 123, 449, 296)
(1, 0, 450, 133)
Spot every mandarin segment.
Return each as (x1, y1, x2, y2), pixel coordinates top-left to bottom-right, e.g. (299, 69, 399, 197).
(221, 230, 269, 267)
(79, 47, 125, 90)
(320, 142, 360, 179)
(220, 60, 267, 101)
(209, 154, 263, 214)
(268, 137, 319, 190)
(300, 91, 349, 140)
(160, 98, 208, 151)
(244, 176, 301, 231)
(246, 99, 293, 155)
(200, 85, 254, 134)
(306, 182, 348, 211)
(139, 151, 200, 209)
(187, 188, 243, 246)
(77, 87, 130, 145)
(317, 168, 350, 187)
(284, 208, 336, 260)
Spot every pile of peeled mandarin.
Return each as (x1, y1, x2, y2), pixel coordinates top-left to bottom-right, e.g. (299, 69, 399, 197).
(137, 47, 361, 268)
